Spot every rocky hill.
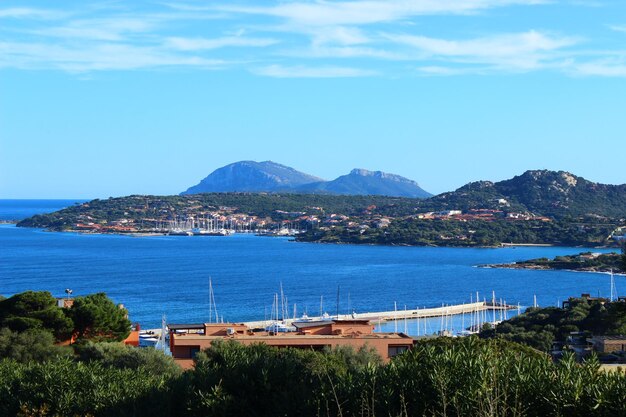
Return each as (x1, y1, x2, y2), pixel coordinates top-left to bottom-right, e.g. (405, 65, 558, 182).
(182, 161, 323, 194)
(424, 170, 626, 218)
(182, 161, 432, 198)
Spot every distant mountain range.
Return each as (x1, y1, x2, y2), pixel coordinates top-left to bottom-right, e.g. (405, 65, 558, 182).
(182, 161, 433, 198)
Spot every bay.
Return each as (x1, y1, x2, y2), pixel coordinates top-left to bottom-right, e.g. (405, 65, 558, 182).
(0, 199, 87, 221)
(0, 200, 622, 330)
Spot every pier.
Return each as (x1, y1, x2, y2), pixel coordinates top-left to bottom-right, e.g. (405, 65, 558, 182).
(243, 300, 517, 329)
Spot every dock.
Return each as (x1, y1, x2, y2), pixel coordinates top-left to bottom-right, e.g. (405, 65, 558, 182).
(243, 301, 516, 329)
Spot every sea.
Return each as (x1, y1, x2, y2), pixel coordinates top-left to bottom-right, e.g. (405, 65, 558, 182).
(0, 200, 622, 332)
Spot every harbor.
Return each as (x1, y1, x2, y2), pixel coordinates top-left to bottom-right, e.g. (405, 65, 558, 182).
(243, 299, 518, 329)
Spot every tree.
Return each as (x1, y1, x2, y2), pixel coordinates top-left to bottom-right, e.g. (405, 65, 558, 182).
(621, 241, 626, 272)
(0, 328, 72, 363)
(0, 291, 73, 341)
(69, 293, 131, 342)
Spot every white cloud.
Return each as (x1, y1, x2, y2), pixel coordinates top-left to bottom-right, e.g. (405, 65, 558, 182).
(417, 65, 479, 75)
(0, 7, 64, 19)
(385, 31, 578, 70)
(217, 0, 548, 27)
(165, 36, 278, 51)
(0, 41, 227, 72)
(311, 26, 370, 46)
(574, 60, 626, 77)
(609, 24, 626, 33)
(253, 64, 376, 78)
(30, 18, 157, 41)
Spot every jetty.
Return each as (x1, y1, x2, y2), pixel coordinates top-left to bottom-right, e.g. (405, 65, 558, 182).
(243, 300, 516, 329)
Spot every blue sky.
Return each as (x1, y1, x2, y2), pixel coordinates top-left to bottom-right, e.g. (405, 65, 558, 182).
(1, 0, 626, 198)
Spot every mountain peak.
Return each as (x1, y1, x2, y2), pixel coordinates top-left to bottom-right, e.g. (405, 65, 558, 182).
(182, 160, 323, 194)
(182, 161, 432, 198)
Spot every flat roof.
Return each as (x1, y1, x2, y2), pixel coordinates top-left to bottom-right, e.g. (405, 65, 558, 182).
(168, 324, 205, 330)
(172, 332, 412, 341)
(591, 335, 626, 341)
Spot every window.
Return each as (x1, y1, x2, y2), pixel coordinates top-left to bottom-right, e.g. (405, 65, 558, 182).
(189, 346, 200, 358)
(388, 345, 409, 357)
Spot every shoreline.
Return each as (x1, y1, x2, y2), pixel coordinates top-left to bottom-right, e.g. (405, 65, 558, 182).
(8, 224, 617, 249)
(479, 263, 625, 276)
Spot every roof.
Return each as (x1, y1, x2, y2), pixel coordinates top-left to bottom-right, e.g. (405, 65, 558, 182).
(168, 324, 205, 330)
(172, 332, 413, 341)
(591, 335, 626, 341)
(291, 319, 372, 329)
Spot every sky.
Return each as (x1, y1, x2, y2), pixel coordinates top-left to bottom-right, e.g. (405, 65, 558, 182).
(1, 0, 626, 199)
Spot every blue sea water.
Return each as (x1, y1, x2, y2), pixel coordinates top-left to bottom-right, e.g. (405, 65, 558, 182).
(0, 199, 87, 221)
(0, 200, 622, 331)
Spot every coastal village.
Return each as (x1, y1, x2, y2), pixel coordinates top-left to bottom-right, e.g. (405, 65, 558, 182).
(67, 197, 553, 237)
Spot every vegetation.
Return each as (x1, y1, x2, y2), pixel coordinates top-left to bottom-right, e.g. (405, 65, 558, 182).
(298, 218, 619, 247)
(69, 293, 131, 342)
(17, 185, 626, 247)
(0, 291, 73, 341)
(0, 328, 72, 363)
(16, 194, 425, 230)
(1, 290, 626, 416)
(2, 338, 626, 416)
(481, 298, 626, 352)
(485, 251, 624, 273)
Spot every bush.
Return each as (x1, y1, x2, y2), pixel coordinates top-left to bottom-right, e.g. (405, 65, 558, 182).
(74, 341, 181, 377)
(0, 328, 72, 363)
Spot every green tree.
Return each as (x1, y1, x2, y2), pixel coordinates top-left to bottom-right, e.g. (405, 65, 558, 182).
(69, 293, 131, 342)
(0, 291, 73, 341)
(0, 328, 72, 363)
(621, 241, 626, 272)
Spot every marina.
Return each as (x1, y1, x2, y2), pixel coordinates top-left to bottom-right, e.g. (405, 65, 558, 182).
(243, 299, 517, 329)
(0, 217, 621, 329)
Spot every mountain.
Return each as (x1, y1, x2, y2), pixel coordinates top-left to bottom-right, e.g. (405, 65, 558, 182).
(298, 169, 432, 198)
(183, 162, 433, 198)
(182, 161, 323, 194)
(427, 170, 626, 218)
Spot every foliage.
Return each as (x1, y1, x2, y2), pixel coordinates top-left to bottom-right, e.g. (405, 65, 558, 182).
(0, 291, 73, 341)
(0, 358, 181, 417)
(497, 251, 624, 274)
(1, 338, 626, 416)
(69, 293, 131, 342)
(621, 241, 626, 272)
(299, 217, 618, 247)
(481, 300, 626, 351)
(74, 341, 181, 377)
(0, 328, 72, 363)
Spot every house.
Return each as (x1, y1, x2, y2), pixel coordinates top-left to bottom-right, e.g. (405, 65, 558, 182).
(588, 336, 626, 354)
(168, 319, 414, 369)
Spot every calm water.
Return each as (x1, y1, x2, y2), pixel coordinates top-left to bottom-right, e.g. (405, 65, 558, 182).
(0, 199, 87, 221)
(0, 200, 622, 330)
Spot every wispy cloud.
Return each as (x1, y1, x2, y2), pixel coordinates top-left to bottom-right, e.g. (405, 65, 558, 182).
(385, 31, 578, 70)
(0, 41, 227, 72)
(1, 0, 624, 78)
(0, 7, 64, 19)
(253, 64, 376, 78)
(216, 0, 549, 27)
(573, 59, 626, 77)
(165, 36, 278, 51)
(608, 24, 626, 33)
(29, 17, 158, 41)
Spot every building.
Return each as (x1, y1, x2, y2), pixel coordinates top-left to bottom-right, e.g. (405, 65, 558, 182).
(169, 319, 414, 369)
(588, 336, 626, 354)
